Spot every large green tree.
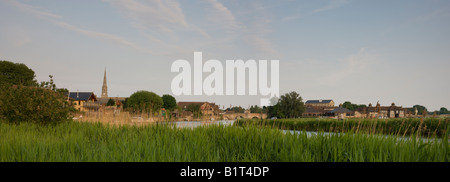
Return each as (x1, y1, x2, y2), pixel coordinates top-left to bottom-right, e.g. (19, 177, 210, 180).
(162, 94, 177, 111)
(412, 105, 427, 115)
(440, 107, 449, 115)
(267, 103, 284, 118)
(278, 91, 305, 118)
(0, 60, 37, 86)
(127, 91, 163, 113)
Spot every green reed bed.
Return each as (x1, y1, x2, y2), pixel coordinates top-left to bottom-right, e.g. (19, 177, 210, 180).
(235, 118, 450, 138)
(0, 121, 448, 162)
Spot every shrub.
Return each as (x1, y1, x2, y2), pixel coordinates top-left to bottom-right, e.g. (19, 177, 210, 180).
(106, 98, 116, 106)
(0, 85, 72, 124)
(127, 90, 163, 113)
(162, 94, 176, 111)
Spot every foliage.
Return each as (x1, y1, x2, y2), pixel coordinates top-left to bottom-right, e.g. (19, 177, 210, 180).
(227, 106, 245, 113)
(186, 104, 202, 118)
(342, 101, 366, 111)
(267, 103, 284, 118)
(0, 121, 447, 162)
(412, 105, 427, 115)
(162, 94, 177, 111)
(122, 98, 128, 109)
(440, 107, 450, 115)
(127, 91, 163, 113)
(278, 91, 305, 118)
(0, 60, 37, 87)
(0, 85, 71, 125)
(250, 105, 266, 113)
(0, 68, 72, 125)
(106, 98, 116, 106)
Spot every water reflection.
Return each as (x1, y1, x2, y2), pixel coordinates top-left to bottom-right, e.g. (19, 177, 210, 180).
(161, 120, 235, 128)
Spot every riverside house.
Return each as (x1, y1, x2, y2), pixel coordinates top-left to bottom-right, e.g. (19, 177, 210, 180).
(67, 92, 99, 112)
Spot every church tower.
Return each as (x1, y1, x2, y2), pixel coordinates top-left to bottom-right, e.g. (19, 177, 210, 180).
(101, 68, 108, 98)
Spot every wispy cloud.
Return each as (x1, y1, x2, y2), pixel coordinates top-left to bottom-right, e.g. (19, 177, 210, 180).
(382, 5, 450, 36)
(206, 0, 239, 30)
(6, 0, 147, 52)
(5, 0, 62, 19)
(243, 2, 278, 55)
(322, 48, 377, 85)
(54, 21, 145, 51)
(102, 0, 211, 51)
(103, 0, 188, 34)
(204, 1, 277, 55)
(244, 17, 277, 55)
(312, 0, 349, 14)
(282, 0, 350, 22)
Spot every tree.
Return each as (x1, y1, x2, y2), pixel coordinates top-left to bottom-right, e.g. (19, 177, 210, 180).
(358, 104, 367, 108)
(122, 98, 129, 109)
(0, 60, 37, 87)
(127, 91, 163, 113)
(278, 91, 305, 118)
(342, 101, 366, 111)
(440, 107, 449, 115)
(162, 94, 177, 111)
(412, 105, 427, 115)
(106, 98, 116, 106)
(342, 101, 355, 111)
(0, 74, 72, 124)
(186, 104, 202, 118)
(250, 105, 266, 113)
(267, 103, 284, 118)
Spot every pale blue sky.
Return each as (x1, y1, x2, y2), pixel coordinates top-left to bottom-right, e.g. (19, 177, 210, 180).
(1, 0, 449, 111)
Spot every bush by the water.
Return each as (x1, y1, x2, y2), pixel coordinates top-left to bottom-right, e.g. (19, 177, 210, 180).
(0, 60, 72, 124)
(0, 85, 72, 124)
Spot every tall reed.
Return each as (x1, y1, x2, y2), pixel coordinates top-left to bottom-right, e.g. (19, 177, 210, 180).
(235, 118, 450, 138)
(0, 121, 448, 162)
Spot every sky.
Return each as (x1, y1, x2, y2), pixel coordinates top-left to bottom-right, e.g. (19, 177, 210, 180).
(1, 0, 449, 111)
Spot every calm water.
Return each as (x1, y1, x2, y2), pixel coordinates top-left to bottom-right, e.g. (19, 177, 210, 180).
(161, 120, 236, 128)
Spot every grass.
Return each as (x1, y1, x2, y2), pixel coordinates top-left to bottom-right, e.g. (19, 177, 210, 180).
(235, 118, 450, 138)
(0, 120, 448, 162)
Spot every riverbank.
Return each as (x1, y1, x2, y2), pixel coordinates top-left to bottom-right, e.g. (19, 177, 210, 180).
(235, 118, 450, 138)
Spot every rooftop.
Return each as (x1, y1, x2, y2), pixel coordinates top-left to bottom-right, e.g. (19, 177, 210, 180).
(67, 92, 97, 101)
(305, 100, 333, 104)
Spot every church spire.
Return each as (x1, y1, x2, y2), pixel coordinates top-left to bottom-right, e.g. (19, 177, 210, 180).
(101, 68, 108, 98)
